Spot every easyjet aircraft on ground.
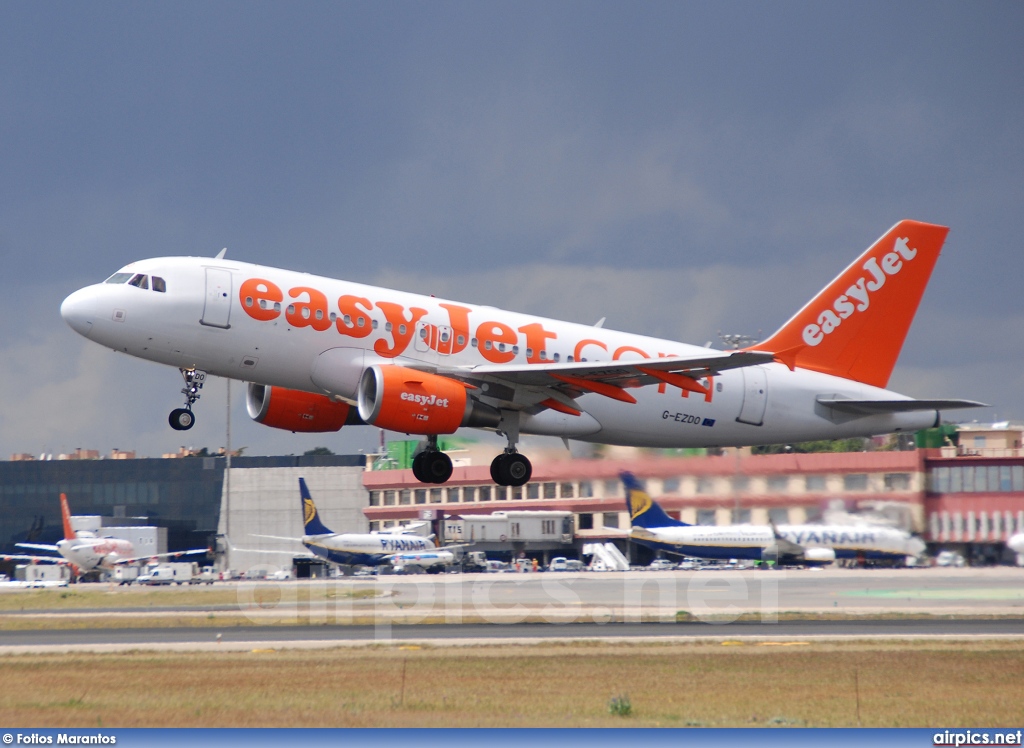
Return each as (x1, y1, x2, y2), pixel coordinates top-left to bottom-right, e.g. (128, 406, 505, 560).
(5, 494, 208, 574)
(60, 220, 982, 486)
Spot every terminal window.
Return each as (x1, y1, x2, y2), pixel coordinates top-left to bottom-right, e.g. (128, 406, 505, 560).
(805, 475, 827, 491)
(843, 473, 868, 491)
(697, 509, 717, 525)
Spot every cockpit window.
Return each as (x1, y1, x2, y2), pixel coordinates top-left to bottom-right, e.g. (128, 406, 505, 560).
(128, 274, 149, 290)
(105, 272, 133, 284)
(152, 276, 166, 293)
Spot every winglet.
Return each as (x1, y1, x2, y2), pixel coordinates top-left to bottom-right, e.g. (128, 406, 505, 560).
(750, 220, 949, 388)
(300, 478, 333, 536)
(59, 493, 77, 541)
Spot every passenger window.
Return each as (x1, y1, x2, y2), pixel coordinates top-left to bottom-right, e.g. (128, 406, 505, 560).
(152, 276, 166, 293)
(128, 274, 149, 290)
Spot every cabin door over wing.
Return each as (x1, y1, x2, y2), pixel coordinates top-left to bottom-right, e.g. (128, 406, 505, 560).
(736, 366, 768, 426)
(201, 268, 233, 329)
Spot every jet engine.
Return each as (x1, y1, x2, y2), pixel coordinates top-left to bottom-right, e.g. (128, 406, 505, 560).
(357, 365, 500, 435)
(801, 547, 837, 565)
(247, 383, 360, 432)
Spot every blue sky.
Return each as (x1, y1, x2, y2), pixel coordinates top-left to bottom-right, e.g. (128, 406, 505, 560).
(1, 1, 1022, 458)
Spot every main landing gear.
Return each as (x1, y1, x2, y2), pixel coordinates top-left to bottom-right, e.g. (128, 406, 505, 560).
(412, 436, 453, 484)
(490, 409, 532, 487)
(169, 368, 206, 431)
(490, 450, 532, 487)
(408, 411, 532, 487)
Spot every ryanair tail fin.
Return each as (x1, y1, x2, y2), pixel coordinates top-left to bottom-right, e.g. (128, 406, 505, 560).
(300, 478, 333, 535)
(59, 493, 77, 541)
(621, 472, 689, 528)
(750, 220, 949, 389)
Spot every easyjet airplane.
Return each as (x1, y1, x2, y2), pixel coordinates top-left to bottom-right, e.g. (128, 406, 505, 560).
(60, 220, 982, 486)
(5, 494, 207, 574)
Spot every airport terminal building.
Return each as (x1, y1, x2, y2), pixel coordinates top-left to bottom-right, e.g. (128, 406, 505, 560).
(0, 454, 365, 574)
(3, 423, 1024, 571)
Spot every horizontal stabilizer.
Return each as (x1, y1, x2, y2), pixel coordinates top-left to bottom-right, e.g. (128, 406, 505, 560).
(816, 397, 988, 416)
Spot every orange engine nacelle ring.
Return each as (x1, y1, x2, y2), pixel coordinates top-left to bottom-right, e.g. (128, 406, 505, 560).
(357, 365, 470, 435)
(247, 384, 356, 432)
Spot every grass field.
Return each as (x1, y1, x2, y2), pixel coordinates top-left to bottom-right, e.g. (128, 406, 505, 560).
(1, 640, 1022, 727)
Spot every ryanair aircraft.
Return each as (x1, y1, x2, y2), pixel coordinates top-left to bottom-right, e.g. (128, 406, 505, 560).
(623, 472, 926, 566)
(247, 478, 459, 571)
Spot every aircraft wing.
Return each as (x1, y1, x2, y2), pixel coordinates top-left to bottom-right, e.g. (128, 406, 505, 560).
(1, 553, 68, 565)
(816, 397, 987, 415)
(16, 542, 60, 552)
(111, 548, 210, 566)
(232, 538, 314, 558)
(439, 351, 774, 410)
(252, 534, 303, 542)
(766, 523, 805, 556)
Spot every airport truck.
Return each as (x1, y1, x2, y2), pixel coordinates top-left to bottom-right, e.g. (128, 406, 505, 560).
(138, 562, 198, 585)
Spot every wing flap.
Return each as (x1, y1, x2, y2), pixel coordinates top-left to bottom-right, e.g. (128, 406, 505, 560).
(817, 397, 987, 415)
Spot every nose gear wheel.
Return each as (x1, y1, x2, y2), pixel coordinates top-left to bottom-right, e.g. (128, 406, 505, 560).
(168, 368, 206, 431)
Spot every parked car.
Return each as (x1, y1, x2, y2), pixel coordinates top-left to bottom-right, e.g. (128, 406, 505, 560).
(548, 557, 569, 571)
(548, 557, 585, 572)
(935, 550, 966, 567)
(647, 558, 677, 571)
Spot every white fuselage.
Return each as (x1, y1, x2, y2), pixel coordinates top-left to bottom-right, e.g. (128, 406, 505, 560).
(302, 531, 434, 567)
(60, 256, 940, 447)
(58, 536, 136, 571)
(1008, 533, 1024, 556)
(635, 523, 925, 561)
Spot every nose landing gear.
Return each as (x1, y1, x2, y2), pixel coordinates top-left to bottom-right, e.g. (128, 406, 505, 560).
(169, 368, 206, 431)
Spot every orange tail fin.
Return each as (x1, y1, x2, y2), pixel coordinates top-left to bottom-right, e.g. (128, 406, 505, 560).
(750, 220, 949, 388)
(59, 493, 77, 541)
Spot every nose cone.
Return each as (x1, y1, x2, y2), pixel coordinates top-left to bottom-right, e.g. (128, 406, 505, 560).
(61, 288, 97, 338)
(907, 536, 927, 556)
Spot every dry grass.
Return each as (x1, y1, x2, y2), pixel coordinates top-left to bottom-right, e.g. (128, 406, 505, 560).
(1, 640, 1022, 727)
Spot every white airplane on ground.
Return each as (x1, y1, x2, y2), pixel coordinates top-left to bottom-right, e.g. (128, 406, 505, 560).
(1008, 533, 1024, 565)
(60, 220, 983, 486)
(244, 478, 460, 571)
(622, 473, 927, 566)
(5, 494, 208, 574)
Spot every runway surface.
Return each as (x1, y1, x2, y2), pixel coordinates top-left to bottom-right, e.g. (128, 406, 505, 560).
(1, 618, 1023, 654)
(2, 567, 1022, 652)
